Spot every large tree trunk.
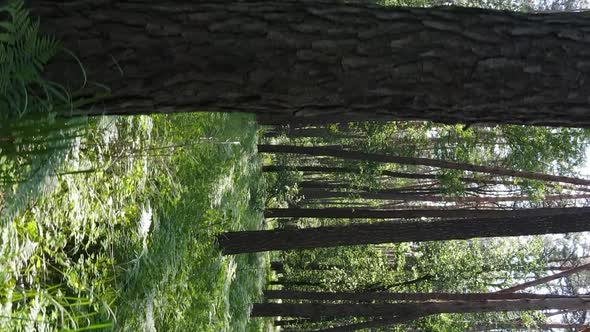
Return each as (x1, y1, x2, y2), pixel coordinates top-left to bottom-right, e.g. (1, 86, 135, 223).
(34, 2, 590, 127)
(258, 144, 590, 186)
(218, 208, 590, 254)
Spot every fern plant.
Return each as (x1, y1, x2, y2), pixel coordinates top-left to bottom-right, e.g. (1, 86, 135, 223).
(0, 0, 63, 121)
(0, 0, 87, 190)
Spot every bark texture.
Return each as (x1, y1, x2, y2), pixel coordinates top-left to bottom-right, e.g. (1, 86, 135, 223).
(218, 209, 590, 254)
(33, 2, 590, 127)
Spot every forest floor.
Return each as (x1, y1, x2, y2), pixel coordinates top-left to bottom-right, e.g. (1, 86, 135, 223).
(0, 113, 272, 331)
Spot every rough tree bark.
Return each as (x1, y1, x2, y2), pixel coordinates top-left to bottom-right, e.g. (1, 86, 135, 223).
(32, 2, 590, 127)
(218, 208, 590, 254)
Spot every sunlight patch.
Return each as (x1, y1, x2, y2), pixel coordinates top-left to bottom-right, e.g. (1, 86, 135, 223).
(143, 291, 156, 332)
(138, 201, 153, 252)
(219, 257, 237, 328)
(210, 166, 235, 208)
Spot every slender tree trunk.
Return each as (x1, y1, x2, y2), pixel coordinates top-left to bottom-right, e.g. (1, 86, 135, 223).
(258, 145, 590, 186)
(270, 261, 285, 273)
(497, 261, 590, 293)
(297, 262, 338, 271)
(316, 313, 423, 332)
(299, 188, 447, 201)
(469, 322, 590, 331)
(264, 206, 590, 219)
(263, 290, 571, 301)
(302, 189, 590, 203)
(298, 181, 348, 190)
(266, 165, 590, 194)
(548, 254, 590, 264)
(263, 165, 527, 187)
(298, 181, 444, 194)
(274, 319, 310, 327)
(537, 323, 589, 329)
(36, 2, 590, 128)
(395, 193, 590, 203)
(218, 208, 590, 254)
(251, 296, 590, 318)
(269, 278, 323, 288)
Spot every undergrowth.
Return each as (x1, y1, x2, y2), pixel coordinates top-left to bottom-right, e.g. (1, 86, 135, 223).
(1, 113, 270, 331)
(0, 0, 87, 193)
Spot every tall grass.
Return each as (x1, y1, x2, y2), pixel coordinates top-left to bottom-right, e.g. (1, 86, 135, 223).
(112, 113, 269, 331)
(0, 3, 103, 328)
(1, 113, 270, 331)
(1, 116, 144, 331)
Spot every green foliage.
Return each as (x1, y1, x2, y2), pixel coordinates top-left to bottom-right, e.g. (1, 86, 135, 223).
(1, 117, 142, 331)
(408, 238, 546, 292)
(280, 245, 390, 291)
(0, 0, 87, 192)
(500, 125, 589, 174)
(264, 163, 303, 208)
(1, 114, 268, 331)
(0, 0, 63, 119)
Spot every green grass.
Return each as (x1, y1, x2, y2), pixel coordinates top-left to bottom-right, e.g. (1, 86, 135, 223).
(0, 112, 271, 331)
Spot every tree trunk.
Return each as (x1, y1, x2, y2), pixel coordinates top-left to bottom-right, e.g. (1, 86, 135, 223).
(269, 278, 323, 288)
(274, 319, 310, 327)
(33, 2, 590, 127)
(469, 322, 590, 331)
(218, 208, 590, 254)
(258, 144, 590, 186)
(263, 165, 526, 187)
(251, 296, 590, 318)
(316, 314, 423, 332)
(264, 206, 590, 219)
(497, 261, 590, 293)
(270, 261, 285, 273)
(302, 189, 590, 203)
(263, 290, 572, 301)
(266, 166, 590, 195)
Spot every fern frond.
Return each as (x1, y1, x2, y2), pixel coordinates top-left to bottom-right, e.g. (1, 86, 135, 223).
(0, 0, 61, 118)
